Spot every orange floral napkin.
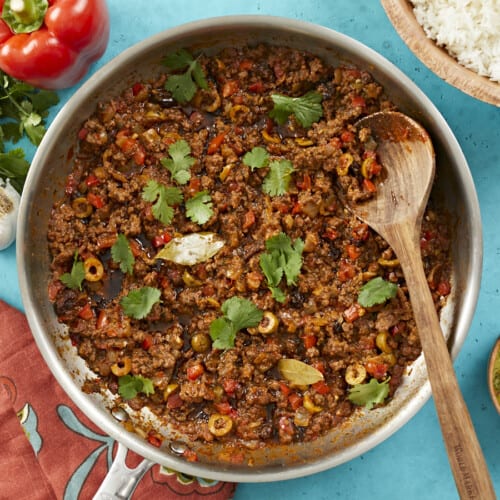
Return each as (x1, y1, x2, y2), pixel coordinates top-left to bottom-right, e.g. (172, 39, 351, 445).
(0, 300, 236, 499)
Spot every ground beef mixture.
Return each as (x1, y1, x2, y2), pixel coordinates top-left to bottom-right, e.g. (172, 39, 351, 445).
(47, 44, 452, 452)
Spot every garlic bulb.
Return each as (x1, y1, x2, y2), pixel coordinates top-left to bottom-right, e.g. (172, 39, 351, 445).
(0, 179, 20, 250)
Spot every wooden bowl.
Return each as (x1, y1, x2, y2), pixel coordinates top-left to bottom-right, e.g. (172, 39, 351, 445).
(381, 0, 500, 107)
(488, 338, 500, 414)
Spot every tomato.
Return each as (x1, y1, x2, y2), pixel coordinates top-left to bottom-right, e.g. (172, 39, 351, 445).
(363, 178, 377, 193)
(344, 303, 362, 323)
(296, 173, 312, 191)
(351, 95, 366, 107)
(312, 381, 330, 395)
(242, 209, 256, 230)
(147, 433, 163, 447)
(87, 192, 105, 209)
(96, 310, 108, 330)
(77, 303, 94, 320)
(248, 81, 264, 93)
(346, 244, 361, 260)
(187, 364, 204, 381)
(223, 379, 239, 395)
(222, 80, 239, 97)
(141, 334, 153, 350)
(338, 260, 356, 282)
(85, 174, 100, 187)
(366, 360, 388, 379)
(288, 393, 303, 410)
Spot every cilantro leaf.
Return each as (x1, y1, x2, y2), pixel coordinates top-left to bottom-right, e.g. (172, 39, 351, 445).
(260, 233, 304, 303)
(262, 160, 295, 196)
(210, 297, 263, 349)
(163, 49, 208, 104)
(185, 190, 213, 225)
(269, 91, 323, 128)
(0, 148, 29, 192)
(120, 287, 161, 319)
(111, 234, 135, 275)
(142, 180, 183, 225)
(358, 277, 398, 307)
(348, 377, 390, 410)
(221, 296, 264, 333)
(242, 146, 269, 170)
(118, 374, 155, 400)
(60, 252, 85, 291)
(209, 317, 236, 350)
(160, 139, 196, 185)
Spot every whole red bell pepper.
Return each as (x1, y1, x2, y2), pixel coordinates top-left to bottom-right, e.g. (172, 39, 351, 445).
(0, 0, 110, 89)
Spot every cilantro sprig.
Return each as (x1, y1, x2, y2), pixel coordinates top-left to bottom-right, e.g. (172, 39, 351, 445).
(242, 147, 295, 196)
(358, 277, 398, 307)
(163, 49, 208, 104)
(209, 297, 263, 350)
(348, 377, 390, 410)
(185, 190, 214, 225)
(60, 252, 85, 291)
(259, 232, 304, 303)
(142, 180, 183, 225)
(0, 71, 59, 192)
(120, 286, 161, 319)
(160, 139, 196, 185)
(118, 374, 155, 400)
(269, 90, 323, 128)
(263, 160, 295, 196)
(111, 234, 135, 275)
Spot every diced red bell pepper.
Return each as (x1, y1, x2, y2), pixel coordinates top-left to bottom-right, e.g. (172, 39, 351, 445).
(242, 209, 256, 230)
(87, 192, 104, 209)
(147, 433, 163, 448)
(141, 334, 153, 350)
(312, 380, 330, 395)
(248, 81, 264, 93)
(338, 260, 356, 282)
(85, 174, 100, 187)
(363, 178, 377, 193)
(0, 0, 110, 89)
(152, 231, 172, 248)
(302, 334, 317, 349)
(207, 133, 226, 154)
(77, 302, 94, 320)
(366, 360, 388, 379)
(167, 392, 184, 409)
(346, 244, 361, 260)
(222, 80, 239, 97)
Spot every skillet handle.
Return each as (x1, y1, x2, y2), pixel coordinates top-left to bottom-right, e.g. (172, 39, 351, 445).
(92, 441, 154, 500)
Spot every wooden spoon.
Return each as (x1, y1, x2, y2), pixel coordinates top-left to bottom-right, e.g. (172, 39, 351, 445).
(351, 111, 495, 499)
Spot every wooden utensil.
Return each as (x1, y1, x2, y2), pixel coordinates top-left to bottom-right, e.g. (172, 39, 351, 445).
(351, 111, 495, 499)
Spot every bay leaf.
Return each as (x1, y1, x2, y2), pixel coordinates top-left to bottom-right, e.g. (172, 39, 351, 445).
(156, 232, 224, 266)
(278, 358, 324, 385)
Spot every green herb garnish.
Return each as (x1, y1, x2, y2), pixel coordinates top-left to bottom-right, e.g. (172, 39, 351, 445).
(269, 90, 323, 128)
(111, 234, 135, 275)
(209, 297, 263, 350)
(185, 190, 213, 225)
(242, 146, 269, 170)
(358, 277, 398, 307)
(59, 252, 85, 291)
(142, 180, 183, 225)
(160, 139, 196, 185)
(0, 71, 59, 192)
(259, 232, 304, 303)
(120, 286, 161, 319)
(118, 374, 155, 400)
(163, 49, 208, 104)
(262, 159, 295, 196)
(348, 377, 390, 410)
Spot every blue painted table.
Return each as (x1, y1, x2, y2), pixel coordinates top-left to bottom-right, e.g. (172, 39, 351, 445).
(1, 1, 498, 498)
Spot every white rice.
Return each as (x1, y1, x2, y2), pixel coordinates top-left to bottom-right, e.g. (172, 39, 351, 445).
(411, 0, 500, 82)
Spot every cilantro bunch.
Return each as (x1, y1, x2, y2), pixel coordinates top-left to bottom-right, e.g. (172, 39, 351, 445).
(0, 71, 59, 192)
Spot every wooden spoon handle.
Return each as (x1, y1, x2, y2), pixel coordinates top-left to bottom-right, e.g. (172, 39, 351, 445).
(385, 223, 495, 499)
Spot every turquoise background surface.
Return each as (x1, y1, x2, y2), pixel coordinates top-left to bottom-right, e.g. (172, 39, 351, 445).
(1, 1, 498, 498)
